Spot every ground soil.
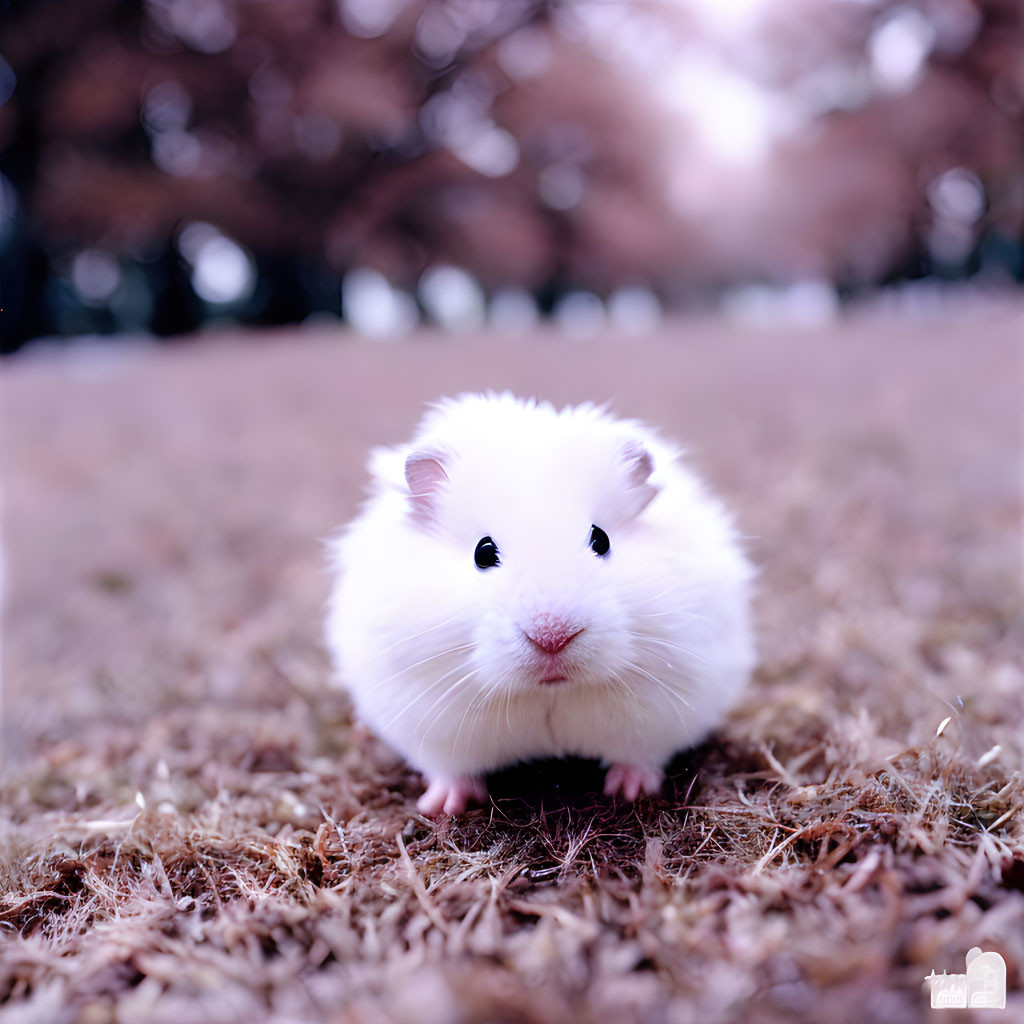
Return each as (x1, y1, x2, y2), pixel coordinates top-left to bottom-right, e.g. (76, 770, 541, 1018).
(2, 305, 1023, 1023)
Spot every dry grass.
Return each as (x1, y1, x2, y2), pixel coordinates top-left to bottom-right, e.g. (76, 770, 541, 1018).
(2, 311, 1023, 1023)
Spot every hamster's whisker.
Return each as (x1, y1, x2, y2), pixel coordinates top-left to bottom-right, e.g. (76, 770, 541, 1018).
(379, 660, 473, 730)
(504, 684, 514, 738)
(458, 671, 517, 761)
(451, 673, 509, 760)
(628, 582, 701, 607)
(449, 687, 487, 762)
(416, 667, 482, 756)
(628, 632, 712, 666)
(370, 612, 465, 659)
(628, 663, 696, 714)
(609, 669, 671, 732)
(636, 583, 684, 604)
(606, 668, 637, 701)
(631, 605, 713, 624)
(418, 669, 479, 733)
(638, 669, 696, 746)
(375, 642, 477, 687)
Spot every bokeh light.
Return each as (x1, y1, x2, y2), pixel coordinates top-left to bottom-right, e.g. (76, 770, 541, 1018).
(178, 223, 257, 306)
(342, 267, 419, 338)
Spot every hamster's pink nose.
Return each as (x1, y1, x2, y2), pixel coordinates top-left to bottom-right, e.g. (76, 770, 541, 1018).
(524, 616, 583, 656)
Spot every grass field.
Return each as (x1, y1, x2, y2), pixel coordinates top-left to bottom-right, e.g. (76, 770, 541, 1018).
(2, 306, 1022, 1023)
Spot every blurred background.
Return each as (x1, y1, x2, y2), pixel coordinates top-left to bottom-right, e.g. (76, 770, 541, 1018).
(0, 0, 1023, 352)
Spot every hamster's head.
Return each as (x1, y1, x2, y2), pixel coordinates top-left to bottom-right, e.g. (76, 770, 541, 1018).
(379, 393, 683, 695)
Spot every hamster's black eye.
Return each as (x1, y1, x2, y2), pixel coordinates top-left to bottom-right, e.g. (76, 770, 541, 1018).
(474, 536, 500, 570)
(589, 525, 610, 557)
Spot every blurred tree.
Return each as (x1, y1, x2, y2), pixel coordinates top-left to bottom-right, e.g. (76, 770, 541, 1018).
(0, 0, 1021, 349)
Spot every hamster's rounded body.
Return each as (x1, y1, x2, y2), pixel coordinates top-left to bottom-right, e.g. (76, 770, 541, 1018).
(325, 393, 754, 815)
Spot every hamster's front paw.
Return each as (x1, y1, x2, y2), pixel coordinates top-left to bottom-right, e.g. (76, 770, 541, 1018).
(603, 763, 664, 802)
(417, 775, 488, 817)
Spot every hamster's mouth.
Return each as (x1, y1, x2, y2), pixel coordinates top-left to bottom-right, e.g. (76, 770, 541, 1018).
(538, 673, 568, 685)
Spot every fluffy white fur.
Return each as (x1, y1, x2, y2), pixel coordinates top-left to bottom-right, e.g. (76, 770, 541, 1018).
(325, 393, 755, 815)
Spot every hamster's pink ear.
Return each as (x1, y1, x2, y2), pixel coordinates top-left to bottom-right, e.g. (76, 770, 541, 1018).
(404, 450, 449, 527)
(619, 441, 659, 520)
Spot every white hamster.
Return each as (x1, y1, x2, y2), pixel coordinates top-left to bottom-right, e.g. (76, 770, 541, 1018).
(325, 393, 755, 816)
